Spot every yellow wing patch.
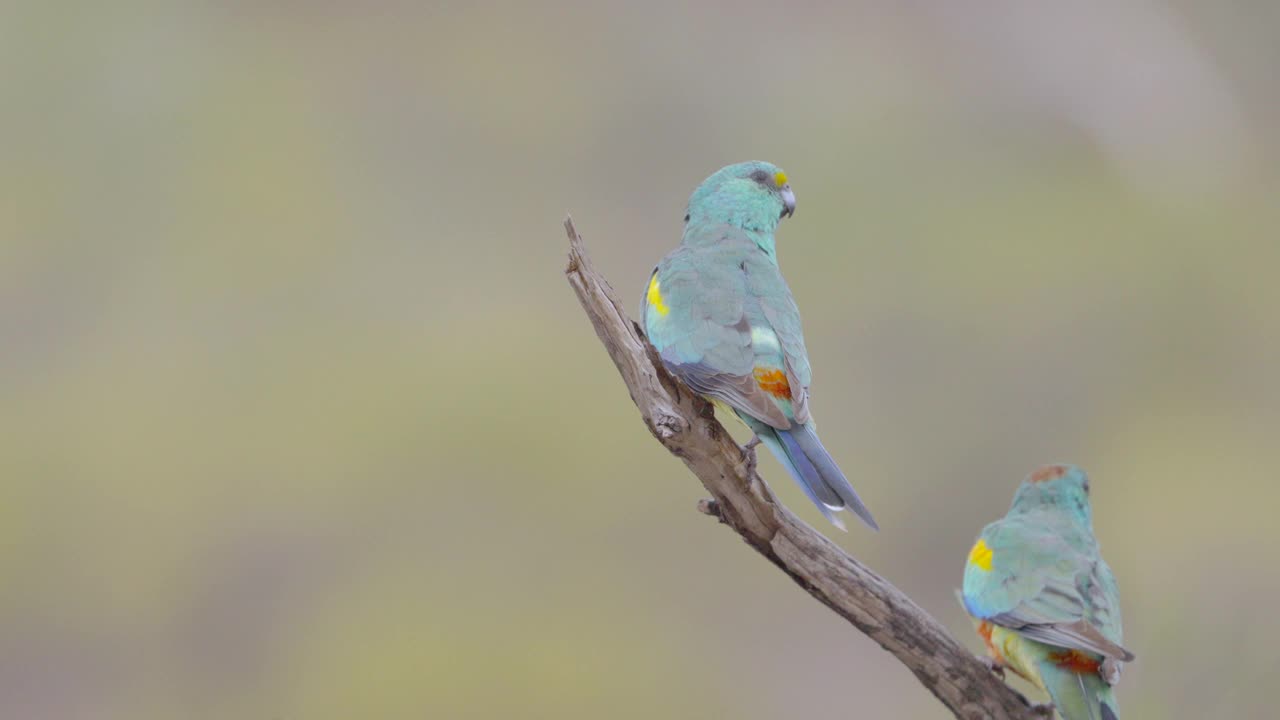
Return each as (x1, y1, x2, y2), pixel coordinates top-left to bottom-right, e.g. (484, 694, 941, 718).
(646, 275, 669, 316)
(968, 538, 993, 572)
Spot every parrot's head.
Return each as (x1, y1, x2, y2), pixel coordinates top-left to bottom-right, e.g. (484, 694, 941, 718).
(685, 161, 796, 231)
(1008, 464, 1093, 529)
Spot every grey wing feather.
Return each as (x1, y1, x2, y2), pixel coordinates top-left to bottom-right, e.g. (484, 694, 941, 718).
(991, 571, 1135, 662)
(986, 528, 1135, 663)
(746, 256, 812, 423)
(783, 360, 810, 424)
(666, 359, 791, 429)
(1010, 618, 1135, 662)
(1086, 558, 1126, 645)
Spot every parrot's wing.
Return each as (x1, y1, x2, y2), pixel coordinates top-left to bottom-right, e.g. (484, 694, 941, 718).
(963, 521, 1135, 663)
(642, 242, 796, 430)
(998, 612, 1134, 663)
(1085, 557, 1125, 645)
(1079, 555, 1130, 682)
(749, 254, 812, 424)
(669, 359, 791, 429)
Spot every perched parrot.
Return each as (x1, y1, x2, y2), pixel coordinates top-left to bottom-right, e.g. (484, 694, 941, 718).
(960, 464, 1134, 720)
(640, 161, 877, 531)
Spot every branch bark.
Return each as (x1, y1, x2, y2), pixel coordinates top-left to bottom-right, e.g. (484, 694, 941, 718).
(563, 216, 1041, 720)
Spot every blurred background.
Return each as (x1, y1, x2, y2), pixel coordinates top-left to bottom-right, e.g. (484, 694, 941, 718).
(3, 1, 1278, 718)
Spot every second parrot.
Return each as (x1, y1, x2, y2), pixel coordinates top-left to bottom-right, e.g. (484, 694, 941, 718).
(961, 464, 1134, 720)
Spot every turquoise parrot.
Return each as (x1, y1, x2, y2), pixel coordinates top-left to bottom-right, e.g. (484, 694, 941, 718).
(960, 464, 1134, 720)
(641, 161, 877, 531)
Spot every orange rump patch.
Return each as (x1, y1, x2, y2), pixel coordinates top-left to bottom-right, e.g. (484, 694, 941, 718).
(1048, 649, 1102, 674)
(977, 621, 1000, 659)
(752, 367, 791, 400)
(1029, 465, 1069, 483)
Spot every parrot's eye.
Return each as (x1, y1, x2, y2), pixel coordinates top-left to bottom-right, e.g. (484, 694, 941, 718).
(1083, 480, 1090, 494)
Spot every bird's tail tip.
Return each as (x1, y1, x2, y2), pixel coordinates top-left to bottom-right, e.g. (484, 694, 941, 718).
(783, 424, 880, 532)
(849, 502, 879, 531)
(826, 491, 879, 531)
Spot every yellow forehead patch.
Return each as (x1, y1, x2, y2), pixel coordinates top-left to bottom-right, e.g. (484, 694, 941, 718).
(968, 538, 993, 572)
(647, 275, 669, 316)
(774, 171, 788, 187)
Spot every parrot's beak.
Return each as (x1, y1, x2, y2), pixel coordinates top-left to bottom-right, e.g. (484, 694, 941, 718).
(780, 186, 796, 218)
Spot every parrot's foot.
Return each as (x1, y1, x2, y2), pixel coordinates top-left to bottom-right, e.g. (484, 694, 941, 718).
(977, 654, 1005, 679)
(742, 436, 762, 475)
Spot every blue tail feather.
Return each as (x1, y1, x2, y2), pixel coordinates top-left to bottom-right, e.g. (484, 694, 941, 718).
(786, 424, 878, 530)
(754, 428, 845, 530)
(739, 414, 878, 531)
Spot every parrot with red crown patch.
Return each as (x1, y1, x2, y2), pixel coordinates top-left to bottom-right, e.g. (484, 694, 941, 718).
(961, 464, 1134, 720)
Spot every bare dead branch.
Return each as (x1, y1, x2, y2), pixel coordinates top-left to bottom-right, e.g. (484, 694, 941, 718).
(563, 215, 1040, 720)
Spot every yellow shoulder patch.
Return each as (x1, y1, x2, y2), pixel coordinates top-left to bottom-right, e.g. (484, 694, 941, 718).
(647, 275, 669, 316)
(968, 538, 993, 572)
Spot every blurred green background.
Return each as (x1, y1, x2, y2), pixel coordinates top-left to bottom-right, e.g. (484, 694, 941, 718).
(3, 1, 1278, 718)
